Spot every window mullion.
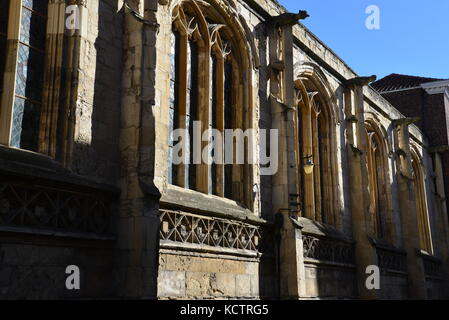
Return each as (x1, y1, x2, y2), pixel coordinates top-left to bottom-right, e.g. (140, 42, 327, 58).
(0, 1, 22, 146)
(39, 0, 66, 157)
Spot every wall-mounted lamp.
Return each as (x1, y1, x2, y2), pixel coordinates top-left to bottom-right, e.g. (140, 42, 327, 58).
(303, 155, 314, 175)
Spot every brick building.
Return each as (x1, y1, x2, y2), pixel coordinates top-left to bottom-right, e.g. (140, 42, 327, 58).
(0, 0, 448, 299)
(372, 74, 449, 220)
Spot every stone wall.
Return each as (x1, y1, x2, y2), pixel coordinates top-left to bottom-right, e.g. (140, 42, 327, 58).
(2, 0, 448, 300)
(0, 236, 114, 299)
(158, 252, 274, 299)
(71, 0, 123, 185)
(426, 278, 444, 299)
(379, 273, 409, 299)
(304, 264, 357, 299)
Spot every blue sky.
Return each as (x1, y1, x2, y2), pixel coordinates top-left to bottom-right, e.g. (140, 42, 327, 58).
(280, 0, 449, 80)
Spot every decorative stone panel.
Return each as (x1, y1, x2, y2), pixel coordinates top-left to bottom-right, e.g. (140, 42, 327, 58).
(159, 209, 262, 253)
(0, 179, 115, 236)
(422, 255, 442, 278)
(302, 233, 355, 265)
(376, 247, 407, 272)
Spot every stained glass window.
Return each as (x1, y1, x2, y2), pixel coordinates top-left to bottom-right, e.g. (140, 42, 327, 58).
(10, 0, 48, 150)
(0, 0, 9, 99)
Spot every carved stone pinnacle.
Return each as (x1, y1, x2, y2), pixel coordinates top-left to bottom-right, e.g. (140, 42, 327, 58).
(268, 10, 310, 27)
(345, 75, 377, 88)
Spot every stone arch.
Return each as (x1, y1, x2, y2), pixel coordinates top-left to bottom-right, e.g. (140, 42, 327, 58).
(295, 61, 340, 124)
(364, 117, 395, 242)
(410, 144, 433, 253)
(293, 62, 342, 230)
(167, 0, 257, 208)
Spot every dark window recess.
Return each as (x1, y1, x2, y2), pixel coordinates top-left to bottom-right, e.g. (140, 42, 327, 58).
(187, 40, 198, 190)
(210, 54, 217, 195)
(224, 60, 233, 199)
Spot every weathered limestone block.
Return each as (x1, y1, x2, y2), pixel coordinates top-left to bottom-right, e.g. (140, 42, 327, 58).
(157, 270, 186, 297)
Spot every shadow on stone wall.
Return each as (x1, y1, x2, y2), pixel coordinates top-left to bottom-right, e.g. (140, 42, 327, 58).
(71, 0, 123, 186)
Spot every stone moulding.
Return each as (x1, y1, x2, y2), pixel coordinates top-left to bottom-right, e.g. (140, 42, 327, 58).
(0, 177, 116, 238)
(302, 233, 356, 267)
(419, 251, 443, 279)
(376, 246, 407, 274)
(159, 209, 264, 257)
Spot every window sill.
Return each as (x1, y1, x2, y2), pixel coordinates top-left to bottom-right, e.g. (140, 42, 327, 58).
(0, 145, 119, 193)
(298, 217, 354, 243)
(160, 184, 268, 226)
(368, 236, 406, 254)
(160, 241, 261, 259)
(416, 248, 438, 260)
(0, 225, 115, 242)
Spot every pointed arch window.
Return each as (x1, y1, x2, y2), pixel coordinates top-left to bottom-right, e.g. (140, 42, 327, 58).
(168, 6, 202, 190)
(366, 130, 385, 238)
(295, 80, 338, 226)
(168, 2, 250, 204)
(411, 151, 433, 253)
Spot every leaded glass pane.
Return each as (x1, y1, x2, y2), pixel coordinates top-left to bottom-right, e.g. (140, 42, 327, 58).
(15, 43, 44, 101)
(20, 6, 47, 49)
(11, 96, 40, 150)
(10, 0, 48, 151)
(22, 0, 48, 15)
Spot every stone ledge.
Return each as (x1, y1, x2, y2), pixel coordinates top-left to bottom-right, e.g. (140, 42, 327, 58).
(159, 246, 261, 261)
(160, 185, 269, 226)
(368, 236, 406, 255)
(0, 145, 120, 194)
(417, 248, 441, 262)
(0, 226, 115, 242)
(304, 258, 356, 270)
(298, 217, 354, 243)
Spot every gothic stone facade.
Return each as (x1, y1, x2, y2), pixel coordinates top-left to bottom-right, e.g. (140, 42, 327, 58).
(0, 0, 449, 299)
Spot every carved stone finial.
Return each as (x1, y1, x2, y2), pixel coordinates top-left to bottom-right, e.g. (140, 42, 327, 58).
(393, 117, 420, 127)
(350, 144, 364, 156)
(268, 10, 310, 27)
(345, 115, 358, 123)
(269, 60, 285, 71)
(428, 145, 449, 154)
(345, 75, 377, 88)
(289, 216, 304, 230)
